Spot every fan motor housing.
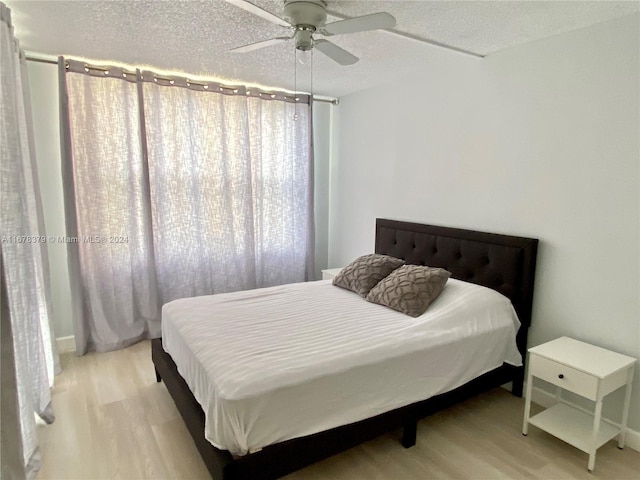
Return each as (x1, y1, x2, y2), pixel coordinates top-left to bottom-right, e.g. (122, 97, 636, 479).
(284, 0, 328, 28)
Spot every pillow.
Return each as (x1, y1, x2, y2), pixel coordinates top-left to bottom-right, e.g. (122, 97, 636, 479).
(332, 254, 405, 297)
(366, 265, 451, 317)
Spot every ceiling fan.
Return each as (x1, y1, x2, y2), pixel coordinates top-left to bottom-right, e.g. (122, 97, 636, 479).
(225, 0, 396, 65)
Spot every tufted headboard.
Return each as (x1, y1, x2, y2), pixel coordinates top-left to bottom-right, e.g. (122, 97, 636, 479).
(375, 219, 538, 356)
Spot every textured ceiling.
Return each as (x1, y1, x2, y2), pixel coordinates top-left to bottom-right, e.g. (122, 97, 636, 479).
(6, 0, 639, 97)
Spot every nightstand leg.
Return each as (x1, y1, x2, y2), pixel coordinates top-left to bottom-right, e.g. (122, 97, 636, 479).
(618, 366, 634, 449)
(522, 370, 533, 435)
(588, 399, 603, 472)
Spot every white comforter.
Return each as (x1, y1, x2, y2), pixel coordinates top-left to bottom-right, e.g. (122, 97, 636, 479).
(162, 279, 522, 455)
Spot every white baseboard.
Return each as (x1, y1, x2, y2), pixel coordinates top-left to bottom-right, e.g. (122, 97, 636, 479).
(529, 385, 640, 453)
(56, 335, 76, 354)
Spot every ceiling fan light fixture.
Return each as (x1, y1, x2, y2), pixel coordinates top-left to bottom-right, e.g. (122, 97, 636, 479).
(295, 26, 315, 51)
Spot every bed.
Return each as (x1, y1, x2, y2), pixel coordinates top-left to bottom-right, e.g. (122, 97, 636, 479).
(152, 218, 538, 479)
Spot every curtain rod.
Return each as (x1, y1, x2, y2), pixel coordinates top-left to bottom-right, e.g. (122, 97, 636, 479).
(24, 55, 339, 105)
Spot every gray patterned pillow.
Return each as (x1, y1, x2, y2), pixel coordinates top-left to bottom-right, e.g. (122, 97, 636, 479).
(332, 254, 405, 297)
(366, 265, 451, 317)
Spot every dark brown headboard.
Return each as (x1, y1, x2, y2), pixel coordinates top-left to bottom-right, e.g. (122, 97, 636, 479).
(375, 219, 538, 356)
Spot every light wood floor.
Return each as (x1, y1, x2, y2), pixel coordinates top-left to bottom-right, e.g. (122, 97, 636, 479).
(36, 341, 639, 480)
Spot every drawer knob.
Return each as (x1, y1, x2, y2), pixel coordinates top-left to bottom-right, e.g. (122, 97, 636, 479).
(558, 374, 564, 379)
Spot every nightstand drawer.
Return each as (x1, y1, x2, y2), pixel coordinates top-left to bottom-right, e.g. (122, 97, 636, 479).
(529, 354, 599, 400)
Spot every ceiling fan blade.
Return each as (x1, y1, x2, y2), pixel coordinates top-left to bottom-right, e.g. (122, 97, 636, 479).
(320, 12, 396, 36)
(314, 39, 358, 66)
(231, 37, 291, 53)
(224, 0, 291, 28)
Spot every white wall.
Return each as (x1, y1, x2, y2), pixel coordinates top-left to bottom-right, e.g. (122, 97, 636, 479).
(329, 14, 640, 430)
(313, 101, 332, 279)
(28, 61, 74, 339)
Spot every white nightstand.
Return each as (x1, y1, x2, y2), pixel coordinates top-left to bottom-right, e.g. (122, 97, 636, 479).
(321, 268, 342, 280)
(522, 336, 635, 471)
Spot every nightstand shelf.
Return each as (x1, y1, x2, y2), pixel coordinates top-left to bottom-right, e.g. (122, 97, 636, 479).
(528, 403, 619, 453)
(522, 337, 635, 472)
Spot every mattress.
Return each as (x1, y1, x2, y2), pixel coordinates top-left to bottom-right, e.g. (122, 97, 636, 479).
(161, 279, 522, 455)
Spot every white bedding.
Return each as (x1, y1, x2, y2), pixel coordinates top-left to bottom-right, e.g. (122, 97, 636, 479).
(162, 279, 522, 455)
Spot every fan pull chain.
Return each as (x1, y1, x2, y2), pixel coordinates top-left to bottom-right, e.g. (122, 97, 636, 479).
(293, 45, 298, 122)
(310, 47, 314, 103)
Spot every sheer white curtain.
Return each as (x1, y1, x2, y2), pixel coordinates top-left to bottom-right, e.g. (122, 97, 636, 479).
(60, 64, 159, 354)
(143, 77, 313, 303)
(60, 60, 314, 354)
(0, 3, 59, 479)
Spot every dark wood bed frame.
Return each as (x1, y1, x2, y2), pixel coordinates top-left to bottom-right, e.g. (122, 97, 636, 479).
(152, 218, 538, 479)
